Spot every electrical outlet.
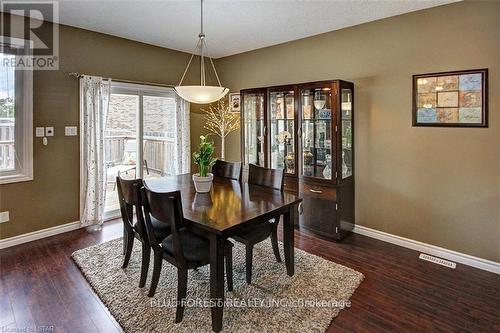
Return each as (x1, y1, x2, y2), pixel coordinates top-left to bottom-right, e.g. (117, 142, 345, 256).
(0, 211, 9, 223)
(45, 127, 54, 137)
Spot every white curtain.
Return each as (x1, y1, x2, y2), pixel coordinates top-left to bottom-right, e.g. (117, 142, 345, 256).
(80, 76, 111, 229)
(174, 95, 191, 174)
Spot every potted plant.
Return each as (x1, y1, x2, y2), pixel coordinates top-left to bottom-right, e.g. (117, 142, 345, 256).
(192, 135, 217, 193)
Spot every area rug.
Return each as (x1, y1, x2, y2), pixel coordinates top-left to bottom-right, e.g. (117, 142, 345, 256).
(72, 238, 364, 332)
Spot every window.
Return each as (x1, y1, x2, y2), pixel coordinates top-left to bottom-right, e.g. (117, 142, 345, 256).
(0, 38, 33, 184)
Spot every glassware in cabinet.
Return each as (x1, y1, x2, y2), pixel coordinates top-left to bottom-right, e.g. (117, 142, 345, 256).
(301, 86, 334, 180)
(270, 90, 295, 174)
(341, 88, 353, 179)
(242, 92, 266, 166)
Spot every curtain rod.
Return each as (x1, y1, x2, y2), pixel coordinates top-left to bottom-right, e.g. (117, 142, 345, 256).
(65, 72, 175, 88)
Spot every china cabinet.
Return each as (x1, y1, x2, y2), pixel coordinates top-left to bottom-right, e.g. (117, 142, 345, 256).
(241, 80, 354, 241)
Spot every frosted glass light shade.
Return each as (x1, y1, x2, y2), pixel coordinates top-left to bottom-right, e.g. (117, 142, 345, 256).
(175, 85, 229, 104)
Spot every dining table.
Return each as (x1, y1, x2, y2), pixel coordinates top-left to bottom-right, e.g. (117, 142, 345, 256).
(145, 173, 303, 332)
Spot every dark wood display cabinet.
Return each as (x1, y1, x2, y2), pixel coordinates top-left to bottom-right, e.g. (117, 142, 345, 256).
(241, 80, 354, 241)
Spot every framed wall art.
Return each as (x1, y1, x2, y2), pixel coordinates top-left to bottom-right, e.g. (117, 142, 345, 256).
(229, 93, 241, 112)
(412, 68, 488, 127)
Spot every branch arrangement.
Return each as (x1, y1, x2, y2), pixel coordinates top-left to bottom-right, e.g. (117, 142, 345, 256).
(201, 99, 240, 139)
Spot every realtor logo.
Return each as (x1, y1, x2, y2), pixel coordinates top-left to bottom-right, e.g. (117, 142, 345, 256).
(1, 1, 59, 70)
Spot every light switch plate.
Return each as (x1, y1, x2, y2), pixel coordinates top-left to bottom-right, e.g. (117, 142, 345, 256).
(35, 127, 45, 137)
(65, 126, 77, 136)
(45, 127, 54, 137)
(0, 211, 9, 223)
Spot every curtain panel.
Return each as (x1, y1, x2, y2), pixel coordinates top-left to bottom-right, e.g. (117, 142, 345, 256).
(80, 76, 111, 228)
(174, 96, 191, 175)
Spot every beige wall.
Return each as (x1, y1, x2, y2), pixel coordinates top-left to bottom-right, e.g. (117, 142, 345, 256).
(0, 16, 191, 239)
(1, 2, 499, 262)
(213, 2, 500, 261)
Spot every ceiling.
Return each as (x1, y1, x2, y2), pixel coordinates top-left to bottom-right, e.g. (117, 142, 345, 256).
(54, 0, 456, 58)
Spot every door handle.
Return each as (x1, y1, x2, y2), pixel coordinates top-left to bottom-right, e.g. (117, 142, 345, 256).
(263, 126, 267, 136)
(298, 202, 303, 215)
(309, 189, 323, 194)
(297, 128, 302, 138)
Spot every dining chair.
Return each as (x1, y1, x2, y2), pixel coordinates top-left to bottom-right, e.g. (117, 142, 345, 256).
(138, 184, 234, 323)
(232, 163, 285, 284)
(212, 160, 242, 181)
(116, 177, 171, 288)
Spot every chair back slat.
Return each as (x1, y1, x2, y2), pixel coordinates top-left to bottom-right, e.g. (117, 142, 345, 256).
(248, 164, 284, 191)
(212, 160, 242, 181)
(139, 184, 186, 265)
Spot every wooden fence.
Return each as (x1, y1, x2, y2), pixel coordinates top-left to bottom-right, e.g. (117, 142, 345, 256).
(104, 135, 176, 176)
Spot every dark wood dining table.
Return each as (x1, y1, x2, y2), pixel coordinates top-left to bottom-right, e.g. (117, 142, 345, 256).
(145, 173, 302, 332)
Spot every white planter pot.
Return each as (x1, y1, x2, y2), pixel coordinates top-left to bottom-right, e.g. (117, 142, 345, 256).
(192, 173, 214, 193)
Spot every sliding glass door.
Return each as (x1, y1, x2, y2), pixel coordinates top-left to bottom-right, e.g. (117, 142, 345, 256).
(142, 95, 177, 179)
(104, 82, 188, 218)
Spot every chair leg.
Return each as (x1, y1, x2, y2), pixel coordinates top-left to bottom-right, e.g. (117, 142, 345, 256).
(225, 246, 233, 292)
(175, 268, 188, 323)
(139, 241, 150, 288)
(122, 226, 127, 255)
(122, 229, 134, 268)
(148, 253, 163, 297)
(245, 245, 253, 285)
(271, 223, 282, 263)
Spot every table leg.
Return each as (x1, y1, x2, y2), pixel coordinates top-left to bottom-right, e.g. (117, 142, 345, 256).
(209, 233, 224, 332)
(283, 206, 295, 276)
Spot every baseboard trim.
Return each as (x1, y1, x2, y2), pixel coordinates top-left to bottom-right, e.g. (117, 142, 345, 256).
(353, 225, 500, 275)
(0, 221, 82, 250)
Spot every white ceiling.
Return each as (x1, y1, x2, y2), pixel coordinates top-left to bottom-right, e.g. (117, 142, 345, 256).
(55, 0, 456, 58)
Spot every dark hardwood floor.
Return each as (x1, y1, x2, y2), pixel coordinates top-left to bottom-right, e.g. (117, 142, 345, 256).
(1, 220, 498, 332)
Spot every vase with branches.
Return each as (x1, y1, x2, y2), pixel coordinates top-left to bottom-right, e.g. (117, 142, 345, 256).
(201, 99, 240, 160)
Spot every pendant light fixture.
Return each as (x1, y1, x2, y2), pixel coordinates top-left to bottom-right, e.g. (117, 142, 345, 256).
(175, 0, 229, 104)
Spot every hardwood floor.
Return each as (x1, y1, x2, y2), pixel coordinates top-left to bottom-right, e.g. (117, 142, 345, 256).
(1, 220, 498, 332)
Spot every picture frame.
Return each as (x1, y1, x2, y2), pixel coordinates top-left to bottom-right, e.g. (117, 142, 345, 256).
(229, 93, 241, 112)
(412, 68, 488, 127)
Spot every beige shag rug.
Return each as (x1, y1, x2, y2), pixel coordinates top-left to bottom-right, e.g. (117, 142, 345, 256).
(72, 238, 363, 332)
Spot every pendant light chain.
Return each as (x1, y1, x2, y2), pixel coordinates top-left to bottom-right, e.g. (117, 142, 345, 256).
(174, 0, 229, 104)
(200, 0, 205, 86)
(178, 0, 223, 87)
(200, 0, 204, 36)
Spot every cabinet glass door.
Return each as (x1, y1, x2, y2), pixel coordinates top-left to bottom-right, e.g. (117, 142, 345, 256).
(243, 92, 265, 166)
(341, 88, 353, 179)
(301, 87, 334, 180)
(269, 90, 295, 174)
